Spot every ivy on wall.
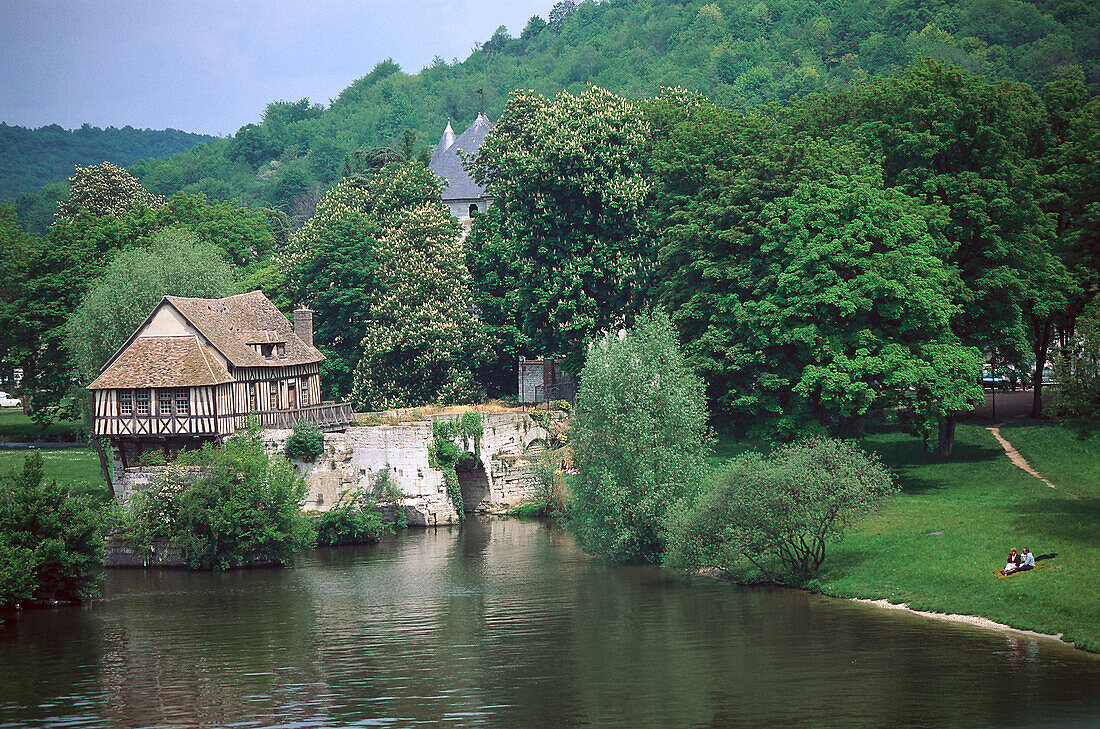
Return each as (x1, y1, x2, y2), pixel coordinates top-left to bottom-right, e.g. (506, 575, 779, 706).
(427, 412, 484, 518)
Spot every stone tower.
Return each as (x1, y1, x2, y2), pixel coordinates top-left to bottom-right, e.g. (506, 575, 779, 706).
(428, 113, 493, 226)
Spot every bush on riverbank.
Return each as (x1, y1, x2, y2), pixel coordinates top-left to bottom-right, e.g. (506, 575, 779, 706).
(118, 426, 314, 570)
(285, 419, 325, 461)
(0, 451, 104, 609)
(666, 438, 896, 583)
(312, 476, 395, 546)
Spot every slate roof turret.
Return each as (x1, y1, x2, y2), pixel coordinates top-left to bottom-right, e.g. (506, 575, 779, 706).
(428, 113, 493, 202)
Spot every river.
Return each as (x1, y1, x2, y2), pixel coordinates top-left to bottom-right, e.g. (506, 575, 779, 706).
(2, 517, 1098, 728)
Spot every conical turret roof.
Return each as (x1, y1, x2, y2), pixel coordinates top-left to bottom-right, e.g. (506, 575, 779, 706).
(428, 113, 493, 201)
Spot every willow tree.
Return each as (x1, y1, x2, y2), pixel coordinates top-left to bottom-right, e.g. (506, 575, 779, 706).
(569, 311, 710, 563)
(67, 226, 239, 387)
(468, 85, 654, 373)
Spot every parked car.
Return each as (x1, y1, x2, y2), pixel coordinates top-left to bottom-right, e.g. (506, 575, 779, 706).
(980, 368, 1012, 390)
(0, 390, 20, 407)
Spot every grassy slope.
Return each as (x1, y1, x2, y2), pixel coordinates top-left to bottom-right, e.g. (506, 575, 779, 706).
(714, 422, 1100, 651)
(0, 410, 107, 501)
(0, 408, 81, 442)
(0, 447, 108, 501)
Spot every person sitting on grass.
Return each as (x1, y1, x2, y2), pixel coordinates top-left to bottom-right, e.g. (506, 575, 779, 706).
(1004, 548, 1021, 573)
(1018, 547, 1035, 571)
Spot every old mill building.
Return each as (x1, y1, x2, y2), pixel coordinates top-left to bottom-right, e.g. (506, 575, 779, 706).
(88, 290, 353, 467)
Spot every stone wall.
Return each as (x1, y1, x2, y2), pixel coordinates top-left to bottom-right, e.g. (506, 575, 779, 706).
(109, 411, 552, 529)
(265, 411, 551, 526)
(103, 535, 185, 568)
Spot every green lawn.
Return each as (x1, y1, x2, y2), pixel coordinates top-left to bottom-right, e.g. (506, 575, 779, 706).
(0, 446, 110, 502)
(712, 421, 1100, 652)
(0, 408, 82, 442)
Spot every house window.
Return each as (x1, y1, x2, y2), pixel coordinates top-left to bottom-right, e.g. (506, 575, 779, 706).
(175, 389, 189, 415)
(249, 383, 257, 412)
(261, 344, 274, 360)
(270, 381, 278, 410)
(135, 390, 150, 416)
(469, 203, 479, 217)
(277, 343, 286, 359)
(300, 379, 309, 407)
(119, 390, 133, 415)
(158, 389, 173, 415)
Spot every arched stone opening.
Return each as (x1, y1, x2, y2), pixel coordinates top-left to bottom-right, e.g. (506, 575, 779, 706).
(456, 456, 490, 513)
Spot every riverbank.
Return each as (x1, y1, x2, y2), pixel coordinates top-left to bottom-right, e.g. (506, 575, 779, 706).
(849, 597, 1074, 646)
(711, 420, 1100, 653)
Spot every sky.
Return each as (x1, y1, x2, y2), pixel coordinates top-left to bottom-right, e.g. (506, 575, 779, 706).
(1, 0, 553, 137)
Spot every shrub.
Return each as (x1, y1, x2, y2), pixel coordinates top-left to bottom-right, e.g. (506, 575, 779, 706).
(312, 486, 391, 546)
(285, 419, 325, 461)
(428, 414, 483, 518)
(0, 451, 104, 608)
(367, 467, 406, 529)
(137, 450, 167, 467)
(664, 438, 897, 583)
(120, 427, 314, 570)
(516, 446, 568, 518)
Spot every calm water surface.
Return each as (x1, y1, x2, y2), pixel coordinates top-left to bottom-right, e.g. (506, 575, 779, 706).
(2, 518, 1099, 728)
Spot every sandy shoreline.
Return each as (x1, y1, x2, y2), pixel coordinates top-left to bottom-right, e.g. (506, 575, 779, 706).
(849, 596, 1080, 647)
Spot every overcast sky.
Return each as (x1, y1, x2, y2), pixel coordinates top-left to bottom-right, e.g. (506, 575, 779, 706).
(1, 0, 552, 136)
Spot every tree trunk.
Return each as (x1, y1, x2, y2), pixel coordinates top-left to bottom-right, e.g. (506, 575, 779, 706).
(1031, 316, 1053, 419)
(935, 411, 957, 457)
(93, 437, 115, 498)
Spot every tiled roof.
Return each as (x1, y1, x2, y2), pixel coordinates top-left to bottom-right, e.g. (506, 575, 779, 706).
(88, 337, 233, 390)
(165, 291, 323, 368)
(428, 113, 493, 202)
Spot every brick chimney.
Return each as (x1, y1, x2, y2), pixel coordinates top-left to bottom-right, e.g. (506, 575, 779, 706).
(293, 308, 314, 348)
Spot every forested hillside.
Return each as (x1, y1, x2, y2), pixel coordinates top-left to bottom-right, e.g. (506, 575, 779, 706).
(0, 123, 215, 201)
(9, 0, 1099, 233)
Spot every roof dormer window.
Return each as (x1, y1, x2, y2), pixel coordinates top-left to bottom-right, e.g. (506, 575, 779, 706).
(261, 343, 274, 360)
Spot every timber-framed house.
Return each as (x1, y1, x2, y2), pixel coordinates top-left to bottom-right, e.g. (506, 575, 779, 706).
(88, 291, 353, 467)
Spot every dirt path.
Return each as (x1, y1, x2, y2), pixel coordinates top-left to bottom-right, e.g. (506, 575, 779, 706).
(986, 426, 1057, 489)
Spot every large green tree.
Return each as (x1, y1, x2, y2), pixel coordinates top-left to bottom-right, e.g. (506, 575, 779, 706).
(468, 85, 654, 373)
(647, 90, 981, 446)
(67, 227, 239, 387)
(351, 203, 483, 409)
(788, 59, 1061, 443)
(285, 162, 452, 398)
(569, 311, 710, 563)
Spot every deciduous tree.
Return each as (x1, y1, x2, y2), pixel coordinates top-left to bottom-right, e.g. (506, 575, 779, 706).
(569, 311, 710, 563)
(351, 203, 483, 409)
(469, 86, 654, 373)
(67, 227, 238, 387)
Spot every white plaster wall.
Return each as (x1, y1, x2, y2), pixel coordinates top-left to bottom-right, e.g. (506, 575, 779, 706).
(142, 304, 195, 337)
